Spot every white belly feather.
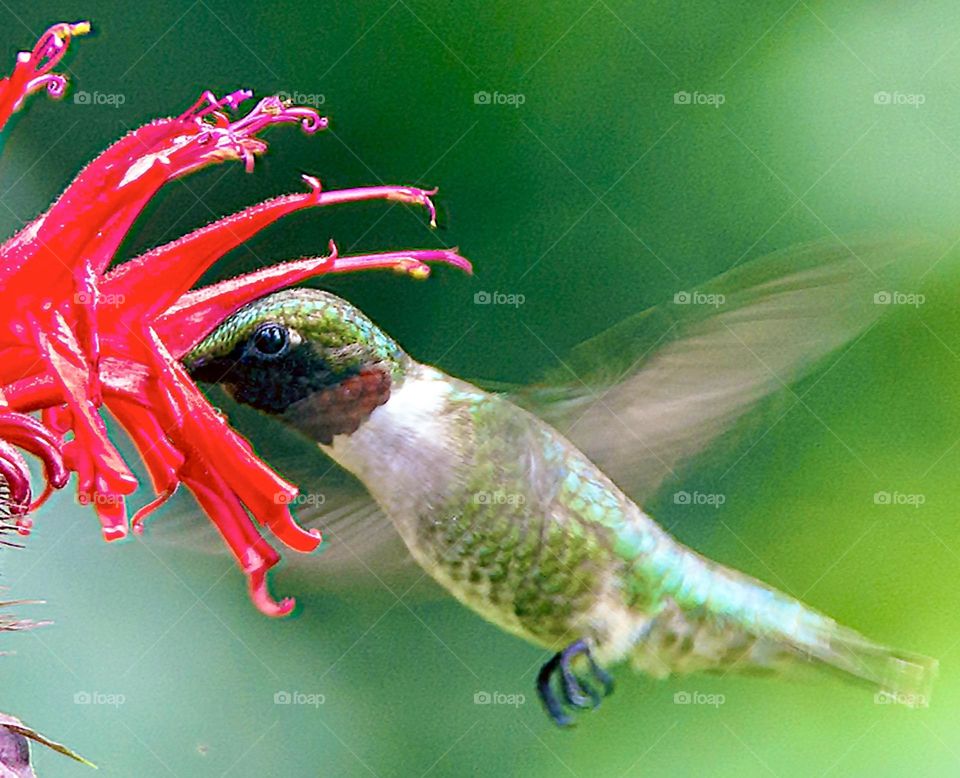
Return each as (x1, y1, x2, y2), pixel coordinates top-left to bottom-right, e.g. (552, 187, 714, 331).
(321, 366, 457, 542)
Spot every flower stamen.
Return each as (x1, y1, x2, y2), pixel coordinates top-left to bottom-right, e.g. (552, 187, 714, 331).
(0, 22, 89, 123)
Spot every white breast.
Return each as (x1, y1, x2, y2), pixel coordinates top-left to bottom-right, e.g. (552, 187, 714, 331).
(320, 366, 458, 530)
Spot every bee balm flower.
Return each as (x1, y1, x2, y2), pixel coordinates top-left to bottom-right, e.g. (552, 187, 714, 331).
(0, 22, 470, 614)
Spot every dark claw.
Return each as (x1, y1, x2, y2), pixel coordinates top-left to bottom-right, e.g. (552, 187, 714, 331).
(577, 644, 615, 698)
(536, 639, 614, 727)
(537, 653, 572, 726)
(561, 669, 599, 709)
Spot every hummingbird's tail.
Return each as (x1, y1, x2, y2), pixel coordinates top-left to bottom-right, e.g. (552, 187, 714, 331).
(796, 619, 938, 705)
(631, 549, 937, 705)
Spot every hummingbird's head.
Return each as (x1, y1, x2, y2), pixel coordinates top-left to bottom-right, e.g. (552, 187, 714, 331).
(184, 288, 409, 443)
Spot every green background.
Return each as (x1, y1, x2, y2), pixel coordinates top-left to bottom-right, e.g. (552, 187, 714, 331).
(3, 1, 960, 775)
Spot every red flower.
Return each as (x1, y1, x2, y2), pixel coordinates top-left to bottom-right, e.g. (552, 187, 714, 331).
(0, 22, 471, 615)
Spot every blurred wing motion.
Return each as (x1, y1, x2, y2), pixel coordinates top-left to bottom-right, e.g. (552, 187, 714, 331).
(145, 398, 416, 588)
(516, 237, 940, 505)
(159, 237, 938, 582)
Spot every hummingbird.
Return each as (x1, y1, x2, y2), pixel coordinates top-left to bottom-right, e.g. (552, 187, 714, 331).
(184, 239, 937, 726)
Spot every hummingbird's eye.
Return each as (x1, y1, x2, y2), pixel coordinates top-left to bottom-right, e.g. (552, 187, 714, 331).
(249, 322, 289, 359)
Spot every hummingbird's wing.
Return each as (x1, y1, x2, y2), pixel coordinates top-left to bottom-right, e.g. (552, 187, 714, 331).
(514, 237, 941, 506)
(149, 459, 420, 591)
(144, 396, 419, 590)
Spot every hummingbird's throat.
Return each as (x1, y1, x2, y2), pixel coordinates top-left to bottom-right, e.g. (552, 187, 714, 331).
(280, 366, 392, 444)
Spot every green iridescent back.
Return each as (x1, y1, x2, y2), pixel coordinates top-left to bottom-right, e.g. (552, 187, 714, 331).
(412, 384, 658, 647)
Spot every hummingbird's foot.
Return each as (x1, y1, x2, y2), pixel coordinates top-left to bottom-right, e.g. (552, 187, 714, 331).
(536, 639, 615, 727)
